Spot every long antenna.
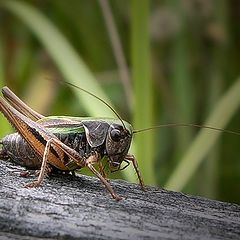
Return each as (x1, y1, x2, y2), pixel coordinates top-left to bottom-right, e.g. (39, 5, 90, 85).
(133, 123, 240, 136)
(46, 78, 240, 136)
(57, 80, 127, 129)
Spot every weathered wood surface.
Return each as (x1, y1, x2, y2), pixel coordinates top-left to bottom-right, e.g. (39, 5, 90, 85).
(0, 160, 239, 240)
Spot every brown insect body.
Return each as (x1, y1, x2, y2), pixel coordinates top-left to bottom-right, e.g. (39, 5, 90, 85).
(0, 87, 143, 200)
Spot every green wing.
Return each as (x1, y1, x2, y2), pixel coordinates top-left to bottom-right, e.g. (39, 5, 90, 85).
(37, 116, 85, 134)
(37, 115, 133, 135)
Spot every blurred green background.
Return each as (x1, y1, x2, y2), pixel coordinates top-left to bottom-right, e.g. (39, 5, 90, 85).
(0, 0, 239, 203)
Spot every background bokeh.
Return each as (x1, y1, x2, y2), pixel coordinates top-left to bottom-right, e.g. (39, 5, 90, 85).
(0, 0, 239, 203)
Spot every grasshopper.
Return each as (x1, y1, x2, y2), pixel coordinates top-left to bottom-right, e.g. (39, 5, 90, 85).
(0, 86, 144, 201)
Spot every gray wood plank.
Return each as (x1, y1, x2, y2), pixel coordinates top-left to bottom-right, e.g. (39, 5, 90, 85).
(0, 160, 239, 240)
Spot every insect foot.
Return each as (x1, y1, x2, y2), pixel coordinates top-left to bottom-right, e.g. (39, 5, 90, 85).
(114, 194, 123, 201)
(20, 170, 39, 178)
(24, 180, 42, 188)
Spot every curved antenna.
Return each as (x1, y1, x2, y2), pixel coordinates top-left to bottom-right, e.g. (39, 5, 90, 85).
(58, 80, 127, 129)
(133, 123, 240, 136)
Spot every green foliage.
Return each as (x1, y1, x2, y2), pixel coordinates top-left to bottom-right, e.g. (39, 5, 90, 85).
(0, 0, 239, 203)
(132, 0, 155, 185)
(165, 78, 240, 191)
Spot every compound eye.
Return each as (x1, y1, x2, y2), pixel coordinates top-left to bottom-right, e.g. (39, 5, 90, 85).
(110, 129, 121, 142)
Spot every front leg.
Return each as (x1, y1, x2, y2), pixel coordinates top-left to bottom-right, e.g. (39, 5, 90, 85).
(86, 153, 122, 201)
(25, 137, 122, 200)
(125, 154, 145, 191)
(98, 161, 108, 179)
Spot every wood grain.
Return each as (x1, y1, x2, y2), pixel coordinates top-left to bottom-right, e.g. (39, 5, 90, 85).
(0, 160, 239, 239)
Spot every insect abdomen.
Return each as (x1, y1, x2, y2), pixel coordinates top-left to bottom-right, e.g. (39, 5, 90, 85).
(0, 131, 95, 170)
(0, 133, 42, 169)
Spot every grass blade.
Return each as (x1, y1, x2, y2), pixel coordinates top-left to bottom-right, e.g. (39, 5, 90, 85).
(165, 78, 240, 191)
(3, 0, 114, 118)
(0, 34, 13, 137)
(132, 0, 155, 185)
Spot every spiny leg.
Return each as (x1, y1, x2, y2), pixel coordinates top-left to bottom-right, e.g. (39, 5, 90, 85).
(49, 138, 86, 167)
(25, 139, 52, 188)
(22, 136, 122, 200)
(125, 154, 145, 191)
(48, 139, 122, 200)
(99, 161, 107, 179)
(25, 136, 85, 188)
(50, 140, 121, 200)
(2, 86, 44, 120)
(86, 154, 122, 201)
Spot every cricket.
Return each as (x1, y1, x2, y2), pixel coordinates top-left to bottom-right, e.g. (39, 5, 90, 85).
(0, 84, 239, 201)
(0, 85, 144, 201)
